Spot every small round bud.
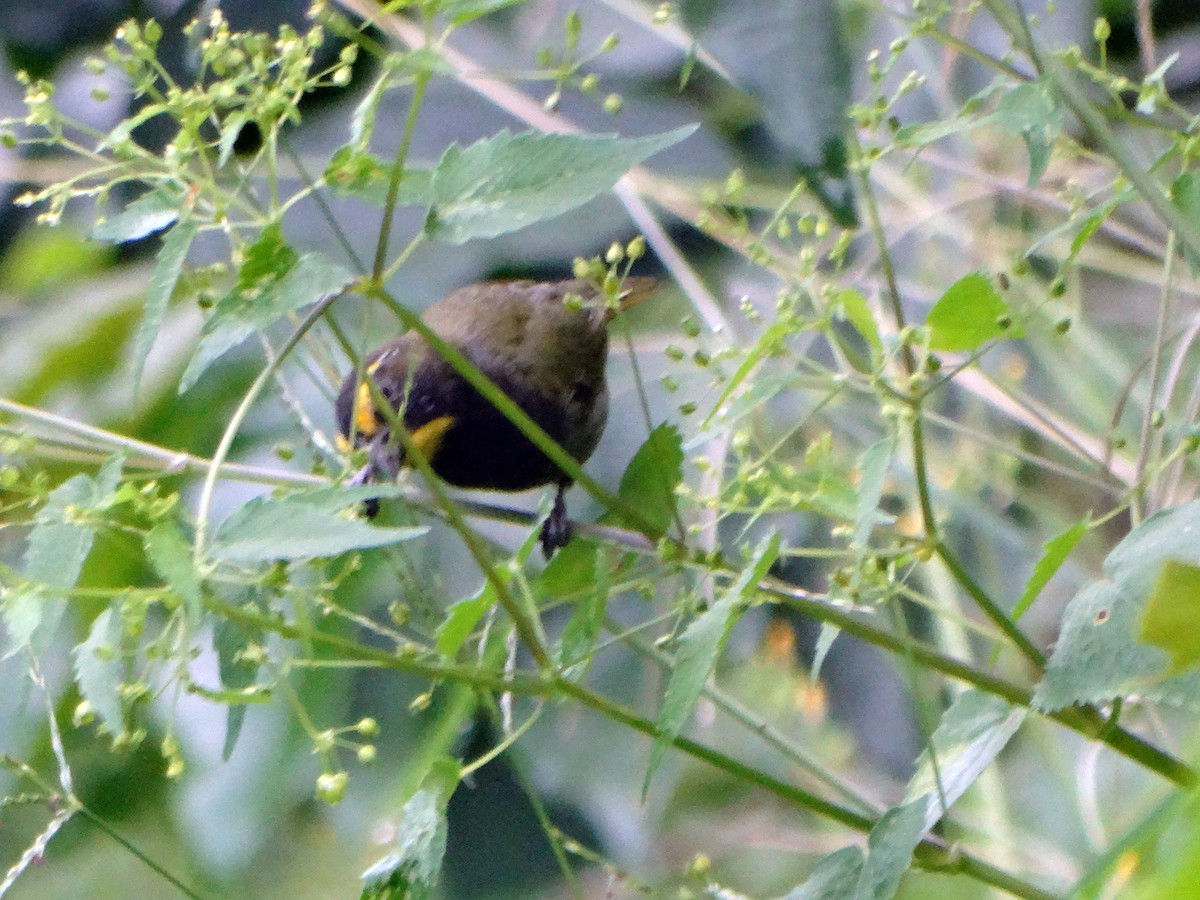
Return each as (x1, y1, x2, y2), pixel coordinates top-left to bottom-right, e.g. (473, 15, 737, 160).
(73, 700, 96, 727)
(357, 744, 377, 764)
(626, 235, 646, 260)
(356, 717, 380, 737)
(316, 771, 348, 804)
(603, 93, 623, 114)
(605, 242, 624, 264)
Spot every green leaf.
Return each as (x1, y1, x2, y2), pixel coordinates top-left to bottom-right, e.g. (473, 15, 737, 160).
(73, 608, 125, 734)
(265, 484, 411, 514)
(643, 532, 780, 796)
(993, 79, 1063, 187)
(852, 437, 894, 551)
(784, 691, 1024, 900)
(811, 622, 840, 682)
(1012, 517, 1089, 622)
(926, 272, 1019, 352)
(1139, 561, 1200, 674)
(435, 583, 497, 659)
(2, 589, 47, 657)
(439, 0, 524, 24)
(645, 593, 741, 798)
(557, 547, 613, 679)
(215, 617, 261, 760)
(700, 320, 790, 430)
(835, 288, 881, 358)
(904, 690, 1026, 830)
(212, 495, 428, 563)
(91, 188, 183, 243)
(361, 758, 459, 900)
(1172, 172, 1200, 228)
(237, 223, 297, 289)
(347, 55, 450, 151)
(5, 468, 117, 653)
(145, 520, 203, 622)
(1035, 500, 1200, 711)
(23, 474, 100, 589)
(618, 423, 684, 537)
(1171, 173, 1200, 272)
(537, 537, 602, 600)
(436, 527, 539, 658)
(853, 799, 928, 899)
(133, 219, 198, 392)
(325, 147, 433, 207)
(217, 112, 249, 168)
(780, 846, 863, 899)
(424, 126, 696, 244)
(180, 250, 353, 392)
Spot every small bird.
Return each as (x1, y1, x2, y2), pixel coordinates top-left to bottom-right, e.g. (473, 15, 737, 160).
(336, 276, 656, 555)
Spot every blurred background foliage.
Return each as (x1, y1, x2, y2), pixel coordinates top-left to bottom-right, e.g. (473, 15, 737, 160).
(3, 0, 1200, 898)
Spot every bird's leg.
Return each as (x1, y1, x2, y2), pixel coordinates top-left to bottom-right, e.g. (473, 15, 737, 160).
(540, 479, 573, 558)
(353, 430, 405, 519)
(367, 428, 404, 482)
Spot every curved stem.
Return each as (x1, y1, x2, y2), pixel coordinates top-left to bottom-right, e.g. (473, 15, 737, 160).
(193, 286, 352, 560)
(373, 68, 430, 281)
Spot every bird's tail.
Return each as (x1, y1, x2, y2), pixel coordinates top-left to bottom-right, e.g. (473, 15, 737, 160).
(617, 276, 658, 312)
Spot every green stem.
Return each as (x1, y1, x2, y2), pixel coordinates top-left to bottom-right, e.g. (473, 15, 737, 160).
(0, 398, 323, 489)
(551, 677, 1057, 900)
(76, 806, 205, 900)
(851, 134, 940, 542)
(364, 377, 552, 668)
(982, 0, 1200, 263)
(752, 576, 1191, 786)
(193, 286, 351, 561)
(372, 68, 430, 281)
(614, 619, 882, 817)
(935, 543, 1048, 669)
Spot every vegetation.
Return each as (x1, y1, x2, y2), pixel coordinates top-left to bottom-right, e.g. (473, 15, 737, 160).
(3, 0, 1200, 896)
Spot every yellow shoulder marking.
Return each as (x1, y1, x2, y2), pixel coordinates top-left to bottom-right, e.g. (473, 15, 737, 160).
(409, 415, 455, 461)
(354, 381, 379, 437)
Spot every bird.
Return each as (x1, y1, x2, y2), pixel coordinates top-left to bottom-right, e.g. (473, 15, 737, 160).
(336, 276, 656, 555)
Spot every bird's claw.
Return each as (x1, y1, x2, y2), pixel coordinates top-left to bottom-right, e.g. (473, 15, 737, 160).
(539, 485, 573, 558)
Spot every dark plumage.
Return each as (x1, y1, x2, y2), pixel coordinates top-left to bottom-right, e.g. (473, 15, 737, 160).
(336, 277, 655, 554)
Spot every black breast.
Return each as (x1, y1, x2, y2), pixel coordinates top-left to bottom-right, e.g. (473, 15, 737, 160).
(407, 358, 574, 492)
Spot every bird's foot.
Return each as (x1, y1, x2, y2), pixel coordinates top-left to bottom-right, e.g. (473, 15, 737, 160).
(349, 463, 381, 519)
(540, 486, 573, 558)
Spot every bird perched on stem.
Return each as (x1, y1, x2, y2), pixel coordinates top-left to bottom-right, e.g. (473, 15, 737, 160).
(336, 276, 656, 555)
